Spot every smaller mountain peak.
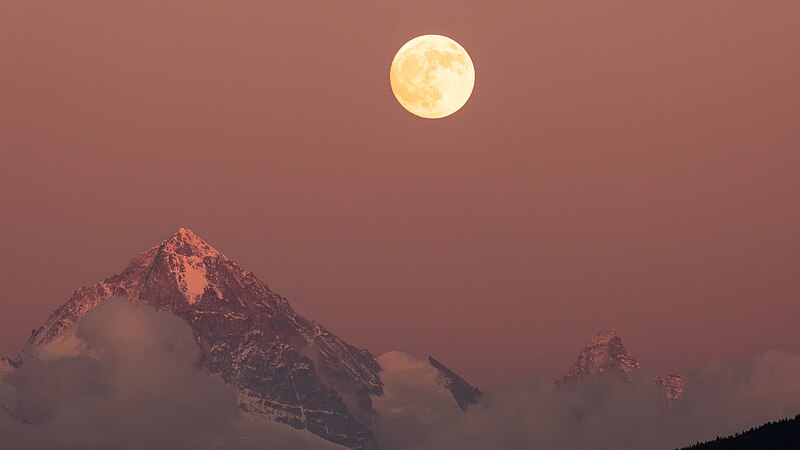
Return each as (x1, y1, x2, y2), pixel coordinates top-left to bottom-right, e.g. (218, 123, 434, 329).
(555, 330, 641, 388)
(586, 330, 621, 347)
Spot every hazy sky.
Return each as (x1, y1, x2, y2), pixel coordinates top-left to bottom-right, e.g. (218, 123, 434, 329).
(1, 0, 798, 390)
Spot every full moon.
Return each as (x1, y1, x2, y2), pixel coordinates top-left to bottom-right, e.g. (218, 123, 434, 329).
(390, 35, 475, 119)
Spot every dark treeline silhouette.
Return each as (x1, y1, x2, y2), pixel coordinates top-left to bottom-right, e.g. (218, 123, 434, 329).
(680, 414, 800, 450)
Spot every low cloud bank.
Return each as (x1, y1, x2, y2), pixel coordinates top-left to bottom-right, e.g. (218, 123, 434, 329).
(2, 299, 799, 449)
(0, 298, 331, 450)
(374, 351, 800, 449)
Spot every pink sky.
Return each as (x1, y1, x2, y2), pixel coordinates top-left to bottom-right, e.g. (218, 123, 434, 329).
(1, 0, 799, 389)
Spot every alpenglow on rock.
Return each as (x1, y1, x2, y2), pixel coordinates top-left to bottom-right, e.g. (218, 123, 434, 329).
(655, 373, 686, 402)
(21, 228, 383, 448)
(12, 228, 480, 449)
(556, 331, 685, 403)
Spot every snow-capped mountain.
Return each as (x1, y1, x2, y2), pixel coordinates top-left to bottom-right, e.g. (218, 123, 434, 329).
(372, 352, 481, 422)
(13, 228, 479, 448)
(556, 331, 685, 402)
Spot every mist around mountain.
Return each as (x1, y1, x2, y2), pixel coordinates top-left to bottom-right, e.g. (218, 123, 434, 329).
(555, 330, 685, 405)
(1, 229, 799, 449)
(681, 414, 800, 450)
(386, 335, 800, 450)
(0, 298, 337, 450)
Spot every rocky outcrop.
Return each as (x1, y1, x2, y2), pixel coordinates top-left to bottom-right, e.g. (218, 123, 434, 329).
(556, 331, 685, 403)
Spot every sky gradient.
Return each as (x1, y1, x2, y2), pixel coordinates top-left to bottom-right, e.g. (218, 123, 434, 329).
(1, 0, 799, 390)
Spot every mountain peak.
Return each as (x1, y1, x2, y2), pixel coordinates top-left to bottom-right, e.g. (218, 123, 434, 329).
(175, 226, 194, 236)
(556, 330, 642, 387)
(159, 227, 223, 260)
(578, 331, 639, 372)
(145, 228, 229, 304)
(586, 330, 621, 346)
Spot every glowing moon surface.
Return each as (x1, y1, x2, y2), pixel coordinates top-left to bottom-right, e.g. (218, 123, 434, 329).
(390, 35, 475, 119)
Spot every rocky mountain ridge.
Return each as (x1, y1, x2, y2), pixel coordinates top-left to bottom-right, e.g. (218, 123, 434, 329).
(10, 228, 478, 448)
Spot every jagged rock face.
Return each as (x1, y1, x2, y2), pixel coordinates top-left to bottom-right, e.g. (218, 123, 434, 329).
(428, 356, 482, 410)
(21, 228, 383, 449)
(556, 331, 685, 403)
(555, 331, 642, 387)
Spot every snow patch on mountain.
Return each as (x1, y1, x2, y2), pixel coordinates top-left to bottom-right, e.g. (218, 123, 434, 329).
(374, 352, 460, 422)
(176, 255, 209, 303)
(28, 328, 93, 361)
(163, 228, 219, 304)
(0, 358, 13, 377)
